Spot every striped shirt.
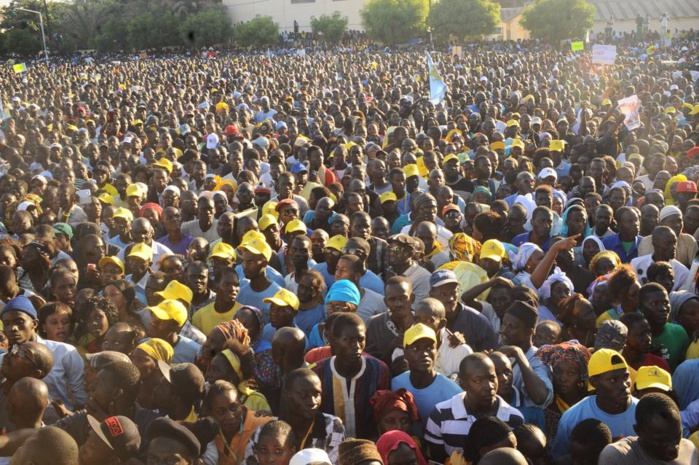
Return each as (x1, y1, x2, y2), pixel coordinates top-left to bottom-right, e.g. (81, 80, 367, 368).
(425, 392, 524, 458)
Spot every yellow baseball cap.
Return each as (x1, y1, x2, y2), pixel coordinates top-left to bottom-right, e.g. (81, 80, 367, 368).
(506, 119, 519, 127)
(148, 299, 188, 326)
(263, 288, 299, 311)
(262, 201, 279, 218)
(128, 243, 152, 261)
(490, 141, 506, 151)
(241, 230, 266, 244)
(511, 139, 525, 150)
(480, 239, 506, 262)
(153, 158, 173, 174)
(403, 164, 419, 178)
(238, 237, 272, 261)
(209, 242, 236, 260)
(126, 184, 144, 197)
(380, 191, 398, 204)
(155, 280, 194, 305)
(665, 106, 676, 115)
(443, 154, 459, 165)
(404, 323, 437, 347)
(327, 235, 348, 252)
(113, 207, 134, 221)
(549, 140, 565, 152)
(602, 99, 612, 106)
(98, 193, 114, 206)
(98, 256, 125, 274)
(690, 104, 699, 116)
(588, 349, 628, 377)
(259, 214, 278, 231)
(635, 365, 672, 391)
(285, 219, 307, 235)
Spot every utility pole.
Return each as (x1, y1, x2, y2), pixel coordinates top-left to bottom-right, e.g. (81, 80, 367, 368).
(15, 7, 48, 62)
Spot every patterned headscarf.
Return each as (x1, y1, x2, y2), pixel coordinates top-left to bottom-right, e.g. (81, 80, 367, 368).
(448, 233, 480, 262)
(216, 319, 251, 347)
(512, 242, 542, 272)
(538, 341, 591, 381)
(369, 389, 420, 423)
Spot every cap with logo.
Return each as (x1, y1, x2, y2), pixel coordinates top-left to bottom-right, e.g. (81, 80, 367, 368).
(237, 237, 272, 261)
(209, 242, 236, 260)
(155, 281, 194, 305)
(380, 191, 398, 204)
(285, 219, 307, 235)
(538, 167, 558, 180)
(430, 269, 459, 288)
(148, 299, 188, 326)
(404, 323, 437, 347)
(153, 158, 173, 174)
(99, 256, 125, 274)
(327, 235, 349, 252)
(635, 365, 672, 392)
(259, 214, 279, 231)
(480, 239, 506, 262)
(403, 164, 420, 178)
(128, 243, 152, 261)
(113, 207, 134, 221)
(87, 415, 141, 460)
(676, 181, 698, 193)
(263, 288, 300, 311)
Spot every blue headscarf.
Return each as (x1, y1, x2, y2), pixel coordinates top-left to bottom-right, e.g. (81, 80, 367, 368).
(325, 279, 361, 306)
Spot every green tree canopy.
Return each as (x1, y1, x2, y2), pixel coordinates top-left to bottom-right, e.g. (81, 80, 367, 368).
(310, 12, 348, 44)
(127, 11, 180, 49)
(429, 0, 500, 42)
(233, 15, 279, 49)
(180, 9, 233, 48)
(360, 0, 428, 45)
(520, 0, 595, 43)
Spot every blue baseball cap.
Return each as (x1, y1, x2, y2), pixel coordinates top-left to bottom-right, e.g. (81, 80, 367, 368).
(290, 163, 308, 174)
(430, 270, 459, 288)
(325, 280, 361, 306)
(1, 295, 37, 320)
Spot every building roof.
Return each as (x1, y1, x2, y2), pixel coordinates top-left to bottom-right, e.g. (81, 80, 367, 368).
(590, 0, 699, 22)
(501, 7, 525, 23)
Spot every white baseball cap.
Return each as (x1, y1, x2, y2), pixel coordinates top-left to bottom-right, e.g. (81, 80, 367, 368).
(206, 133, 219, 149)
(538, 167, 558, 180)
(289, 449, 331, 465)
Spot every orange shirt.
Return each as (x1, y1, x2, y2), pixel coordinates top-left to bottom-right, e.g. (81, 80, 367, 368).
(215, 410, 272, 465)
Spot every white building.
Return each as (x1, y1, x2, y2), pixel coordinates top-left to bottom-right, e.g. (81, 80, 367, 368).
(222, 0, 364, 33)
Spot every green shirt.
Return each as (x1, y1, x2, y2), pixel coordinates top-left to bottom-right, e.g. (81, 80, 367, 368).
(652, 322, 690, 371)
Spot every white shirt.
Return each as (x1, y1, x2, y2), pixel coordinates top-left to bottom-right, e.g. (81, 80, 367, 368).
(436, 328, 473, 379)
(630, 254, 691, 291)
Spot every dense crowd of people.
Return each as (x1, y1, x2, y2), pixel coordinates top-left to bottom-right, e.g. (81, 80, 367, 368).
(0, 26, 698, 465)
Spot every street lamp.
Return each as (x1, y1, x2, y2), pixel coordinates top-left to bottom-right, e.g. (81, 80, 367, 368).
(14, 7, 48, 62)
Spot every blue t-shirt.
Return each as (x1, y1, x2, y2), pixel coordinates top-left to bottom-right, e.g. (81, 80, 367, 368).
(552, 395, 639, 459)
(235, 264, 286, 288)
(237, 281, 283, 324)
(311, 262, 335, 289)
(359, 271, 386, 296)
(294, 304, 326, 336)
(392, 372, 463, 432)
(173, 335, 201, 364)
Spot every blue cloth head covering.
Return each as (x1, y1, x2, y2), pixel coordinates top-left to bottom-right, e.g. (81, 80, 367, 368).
(325, 280, 361, 306)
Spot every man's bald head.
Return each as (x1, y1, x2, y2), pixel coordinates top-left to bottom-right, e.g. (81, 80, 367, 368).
(2, 342, 54, 381)
(272, 327, 307, 365)
(479, 448, 528, 465)
(414, 297, 446, 319)
(7, 377, 49, 425)
(416, 221, 437, 236)
(10, 427, 79, 465)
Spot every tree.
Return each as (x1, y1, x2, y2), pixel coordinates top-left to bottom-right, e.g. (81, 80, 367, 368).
(360, 0, 428, 45)
(233, 15, 279, 49)
(520, 0, 595, 43)
(180, 8, 233, 48)
(127, 11, 180, 49)
(429, 0, 499, 42)
(310, 11, 348, 45)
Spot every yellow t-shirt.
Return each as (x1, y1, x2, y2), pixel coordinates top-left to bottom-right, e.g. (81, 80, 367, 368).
(192, 301, 241, 336)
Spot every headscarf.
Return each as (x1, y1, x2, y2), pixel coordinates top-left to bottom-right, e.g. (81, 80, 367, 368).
(215, 319, 251, 347)
(472, 186, 493, 204)
(539, 267, 575, 301)
(594, 320, 627, 352)
(560, 204, 590, 238)
(582, 235, 605, 257)
(376, 431, 427, 465)
(512, 242, 542, 272)
(338, 440, 383, 465)
(136, 338, 173, 363)
(664, 174, 687, 205)
(448, 233, 480, 262)
(589, 250, 621, 274)
(538, 341, 591, 381)
(369, 389, 419, 423)
(325, 280, 361, 306)
(586, 274, 609, 299)
(670, 291, 699, 324)
(140, 202, 163, 219)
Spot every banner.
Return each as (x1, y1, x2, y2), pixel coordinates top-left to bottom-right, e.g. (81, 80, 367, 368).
(426, 51, 448, 105)
(571, 41, 584, 51)
(13, 63, 27, 73)
(617, 95, 641, 131)
(592, 45, 617, 64)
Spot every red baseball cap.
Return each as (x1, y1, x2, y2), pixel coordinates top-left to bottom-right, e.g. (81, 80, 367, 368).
(676, 181, 698, 193)
(687, 147, 699, 159)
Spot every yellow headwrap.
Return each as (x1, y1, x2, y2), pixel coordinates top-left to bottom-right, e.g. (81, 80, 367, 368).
(589, 251, 621, 273)
(664, 174, 687, 206)
(221, 349, 244, 382)
(448, 233, 481, 262)
(136, 338, 173, 364)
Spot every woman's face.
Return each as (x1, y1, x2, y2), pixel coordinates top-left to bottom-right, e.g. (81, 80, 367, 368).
(387, 443, 418, 465)
(378, 409, 412, 436)
(621, 281, 641, 311)
(43, 309, 72, 342)
(550, 282, 571, 308)
(130, 347, 157, 378)
(20, 245, 42, 271)
(254, 433, 296, 465)
(594, 257, 616, 276)
(582, 240, 600, 266)
(103, 285, 127, 312)
(552, 359, 582, 397)
(206, 353, 236, 386)
(526, 251, 545, 273)
(679, 299, 699, 336)
(87, 308, 109, 339)
(0, 248, 17, 269)
(209, 390, 243, 437)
